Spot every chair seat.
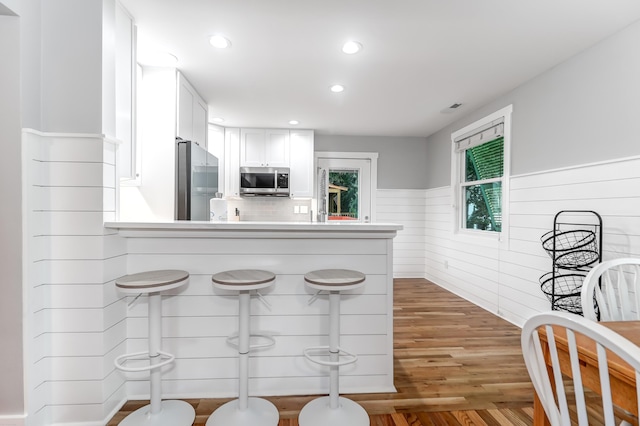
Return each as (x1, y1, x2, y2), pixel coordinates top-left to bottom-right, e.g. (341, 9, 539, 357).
(115, 269, 189, 294)
(212, 269, 276, 291)
(304, 269, 365, 291)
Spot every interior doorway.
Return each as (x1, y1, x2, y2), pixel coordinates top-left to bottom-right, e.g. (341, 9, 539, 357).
(315, 152, 378, 223)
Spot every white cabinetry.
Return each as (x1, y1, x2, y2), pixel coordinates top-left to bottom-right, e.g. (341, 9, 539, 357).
(240, 128, 290, 167)
(289, 129, 315, 198)
(224, 128, 241, 197)
(177, 72, 208, 147)
(228, 128, 314, 198)
(115, 3, 136, 179)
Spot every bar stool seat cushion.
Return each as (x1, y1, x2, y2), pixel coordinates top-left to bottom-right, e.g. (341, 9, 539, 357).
(212, 269, 276, 291)
(304, 269, 365, 291)
(116, 269, 189, 294)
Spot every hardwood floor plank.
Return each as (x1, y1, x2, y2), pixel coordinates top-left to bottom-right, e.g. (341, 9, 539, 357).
(453, 410, 488, 426)
(391, 412, 412, 426)
(108, 278, 535, 426)
(485, 408, 520, 426)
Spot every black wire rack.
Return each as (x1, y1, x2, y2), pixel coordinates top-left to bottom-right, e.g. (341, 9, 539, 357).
(539, 210, 602, 314)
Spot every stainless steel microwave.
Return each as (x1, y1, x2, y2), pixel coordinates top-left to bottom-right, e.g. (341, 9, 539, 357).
(240, 167, 290, 196)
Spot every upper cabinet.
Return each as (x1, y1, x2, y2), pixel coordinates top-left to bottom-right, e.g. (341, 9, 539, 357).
(289, 129, 314, 198)
(240, 128, 290, 167)
(177, 72, 208, 148)
(227, 127, 314, 198)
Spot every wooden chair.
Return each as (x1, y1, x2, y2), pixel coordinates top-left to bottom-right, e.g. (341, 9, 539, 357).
(580, 258, 640, 321)
(521, 311, 640, 426)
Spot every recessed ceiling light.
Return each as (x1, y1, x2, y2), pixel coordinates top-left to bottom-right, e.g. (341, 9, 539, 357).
(288, 120, 299, 125)
(330, 84, 345, 93)
(212, 117, 225, 123)
(342, 41, 362, 54)
(209, 35, 231, 49)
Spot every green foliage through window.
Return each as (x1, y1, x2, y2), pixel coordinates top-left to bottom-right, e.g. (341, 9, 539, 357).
(329, 170, 358, 218)
(463, 137, 503, 232)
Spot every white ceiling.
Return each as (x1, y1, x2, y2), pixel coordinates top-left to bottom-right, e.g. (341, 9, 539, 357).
(119, 0, 640, 137)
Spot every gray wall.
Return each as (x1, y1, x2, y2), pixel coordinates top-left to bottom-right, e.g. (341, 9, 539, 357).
(41, 0, 104, 133)
(426, 19, 640, 188)
(0, 10, 24, 416)
(1, 0, 110, 417)
(315, 135, 428, 189)
(19, 0, 40, 130)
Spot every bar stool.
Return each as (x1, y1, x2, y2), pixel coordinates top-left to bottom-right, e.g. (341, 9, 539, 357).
(299, 269, 369, 426)
(114, 269, 195, 426)
(206, 269, 279, 426)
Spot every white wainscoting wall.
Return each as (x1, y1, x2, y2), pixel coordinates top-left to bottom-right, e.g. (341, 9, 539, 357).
(377, 189, 427, 278)
(22, 130, 127, 426)
(424, 156, 640, 327)
(119, 235, 395, 399)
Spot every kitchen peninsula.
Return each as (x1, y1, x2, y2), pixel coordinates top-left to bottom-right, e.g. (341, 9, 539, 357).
(104, 220, 402, 399)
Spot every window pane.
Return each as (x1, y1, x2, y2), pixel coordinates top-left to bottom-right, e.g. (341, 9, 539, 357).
(464, 182, 502, 232)
(328, 169, 359, 220)
(465, 137, 504, 182)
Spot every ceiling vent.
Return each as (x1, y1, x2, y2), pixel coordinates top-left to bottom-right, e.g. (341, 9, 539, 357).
(440, 103, 463, 114)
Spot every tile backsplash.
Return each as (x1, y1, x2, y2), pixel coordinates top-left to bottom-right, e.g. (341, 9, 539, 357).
(226, 197, 313, 222)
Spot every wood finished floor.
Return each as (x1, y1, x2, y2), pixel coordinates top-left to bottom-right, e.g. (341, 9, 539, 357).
(108, 278, 536, 425)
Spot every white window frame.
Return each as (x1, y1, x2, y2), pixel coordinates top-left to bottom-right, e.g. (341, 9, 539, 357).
(450, 105, 512, 244)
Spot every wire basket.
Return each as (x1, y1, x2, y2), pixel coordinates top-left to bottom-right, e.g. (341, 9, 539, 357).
(539, 271, 586, 314)
(553, 295, 584, 315)
(541, 230, 599, 268)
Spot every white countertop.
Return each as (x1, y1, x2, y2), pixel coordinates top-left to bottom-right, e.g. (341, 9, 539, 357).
(104, 220, 403, 232)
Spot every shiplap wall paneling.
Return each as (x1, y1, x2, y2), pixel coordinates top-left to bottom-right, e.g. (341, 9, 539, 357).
(22, 131, 128, 426)
(510, 158, 640, 259)
(119, 235, 395, 398)
(377, 189, 426, 278)
(424, 156, 640, 328)
(504, 157, 640, 325)
(423, 186, 503, 310)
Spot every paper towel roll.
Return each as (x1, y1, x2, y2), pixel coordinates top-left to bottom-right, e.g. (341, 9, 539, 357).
(209, 198, 228, 222)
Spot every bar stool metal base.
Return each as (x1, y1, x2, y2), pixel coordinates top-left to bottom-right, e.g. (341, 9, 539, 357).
(299, 396, 369, 426)
(205, 397, 279, 426)
(119, 400, 195, 426)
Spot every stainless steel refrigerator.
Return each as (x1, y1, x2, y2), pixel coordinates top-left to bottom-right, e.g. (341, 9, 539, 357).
(175, 138, 219, 220)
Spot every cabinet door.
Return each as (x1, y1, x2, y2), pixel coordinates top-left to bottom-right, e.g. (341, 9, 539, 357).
(240, 128, 266, 166)
(177, 72, 208, 147)
(289, 130, 314, 198)
(225, 128, 241, 197)
(177, 75, 194, 141)
(264, 129, 290, 167)
(192, 97, 207, 147)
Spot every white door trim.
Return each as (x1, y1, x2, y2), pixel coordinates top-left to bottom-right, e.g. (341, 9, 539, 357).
(315, 151, 378, 222)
